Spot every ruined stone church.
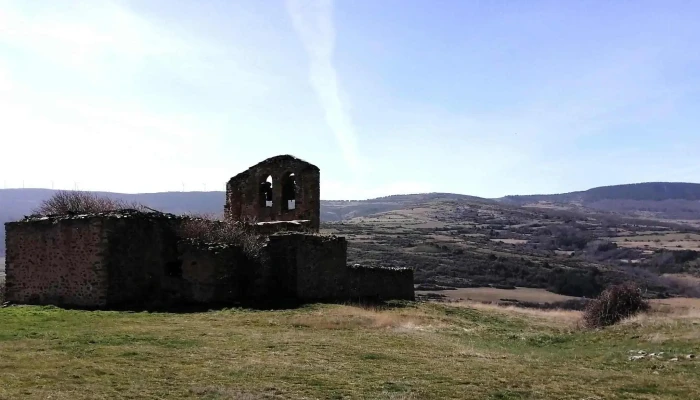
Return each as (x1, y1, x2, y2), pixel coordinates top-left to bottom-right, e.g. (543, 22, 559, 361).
(4, 155, 414, 308)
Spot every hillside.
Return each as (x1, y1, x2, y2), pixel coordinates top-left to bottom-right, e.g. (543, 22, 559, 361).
(502, 182, 700, 203)
(324, 197, 700, 298)
(500, 182, 700, 221)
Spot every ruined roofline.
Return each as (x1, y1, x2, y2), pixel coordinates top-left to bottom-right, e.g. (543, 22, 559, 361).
(227, 154, 319, 184)
(9, 209, 181, 224)
(255, 220, 310, 226)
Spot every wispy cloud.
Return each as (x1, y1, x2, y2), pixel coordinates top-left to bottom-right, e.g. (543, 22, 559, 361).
(285, 0, 360, 171)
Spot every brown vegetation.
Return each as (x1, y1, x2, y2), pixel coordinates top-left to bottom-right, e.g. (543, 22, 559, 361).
(177, 214, 265, 260)
(583, 282, 650, 328)
(32, 190, 145, 216)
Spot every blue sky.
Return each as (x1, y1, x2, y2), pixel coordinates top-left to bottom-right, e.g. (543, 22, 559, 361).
(0, 0, 698, 199)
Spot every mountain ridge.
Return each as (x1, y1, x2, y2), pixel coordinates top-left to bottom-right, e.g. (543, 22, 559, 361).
(499, 182, 700, 203)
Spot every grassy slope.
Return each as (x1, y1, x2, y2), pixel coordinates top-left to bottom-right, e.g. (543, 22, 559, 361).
(0, 303, 698, 400)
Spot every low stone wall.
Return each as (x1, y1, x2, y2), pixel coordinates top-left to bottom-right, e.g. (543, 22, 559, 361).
(102, 214, 182, 307)
(267, 233, 349, 301)
(4, 211, 184, 308)
(4, 216, 108, 307)
(177, 240, 265, 304)
(349, 264, 415, 301)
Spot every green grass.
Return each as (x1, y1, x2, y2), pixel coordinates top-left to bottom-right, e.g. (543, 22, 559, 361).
(0, 302, 698, 399)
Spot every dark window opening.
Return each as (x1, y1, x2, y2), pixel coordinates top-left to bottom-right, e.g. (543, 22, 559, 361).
(165, 260, 183, 277)
(259, 175, 273, 208)
(281, 172, 296, 211)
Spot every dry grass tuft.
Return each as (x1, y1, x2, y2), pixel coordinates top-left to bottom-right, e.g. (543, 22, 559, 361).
(189, 386, 279, 399)
(455, 301, 582, 329)
(288, 305, 444, 332)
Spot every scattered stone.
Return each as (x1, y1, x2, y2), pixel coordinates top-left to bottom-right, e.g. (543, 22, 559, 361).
(670, 357, 679, 362)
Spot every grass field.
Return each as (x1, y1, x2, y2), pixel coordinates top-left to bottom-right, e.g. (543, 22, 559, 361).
(612, 232, 700, 251)
(1, 301, 699, 399)
(416, 287, 577, 303)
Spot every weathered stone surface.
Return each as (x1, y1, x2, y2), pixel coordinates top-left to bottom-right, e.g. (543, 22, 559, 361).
(4, 210, 182, 307)
(5, 217, 108, 307)
(177, 239, 256, 303)
(225, 155, 321, 231)
(349, 264, 415, 301)
(267, 233, 349, 301)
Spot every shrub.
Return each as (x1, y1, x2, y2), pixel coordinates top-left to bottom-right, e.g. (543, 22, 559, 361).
(33, 190, 146, 215)
(178, 215, 265, 260)
(582, 282, 650, 328)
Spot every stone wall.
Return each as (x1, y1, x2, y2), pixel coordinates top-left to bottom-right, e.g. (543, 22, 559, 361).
(267, 233, 349, 301)
(5, 211, 414, 308)
(349, 264, 415, 301)
(177, 240, 269, 304)
(101, 214, 182, 307)
(226, 155, 321, 231)
(4, 216, 109, 307)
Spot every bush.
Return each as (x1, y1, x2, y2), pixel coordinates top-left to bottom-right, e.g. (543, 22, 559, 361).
(33, 190, 145, 215)
(582, 282, 650, 328)
(178, 215, 265, 260)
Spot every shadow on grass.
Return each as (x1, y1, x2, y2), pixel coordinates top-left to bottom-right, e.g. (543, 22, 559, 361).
(2, 297, 417, 314)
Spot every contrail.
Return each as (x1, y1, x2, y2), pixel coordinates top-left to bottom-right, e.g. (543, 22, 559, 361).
(285, 0, 360, 170)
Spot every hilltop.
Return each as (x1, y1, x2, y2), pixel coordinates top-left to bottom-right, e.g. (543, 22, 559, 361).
(499, 182, 700, 221)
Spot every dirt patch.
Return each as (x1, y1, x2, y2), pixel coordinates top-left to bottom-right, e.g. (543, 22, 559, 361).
(490, 239, 528, 245)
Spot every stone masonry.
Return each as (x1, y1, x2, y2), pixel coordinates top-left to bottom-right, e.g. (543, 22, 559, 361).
(4, 211, 181, 307)
(225, 155, 320, 231)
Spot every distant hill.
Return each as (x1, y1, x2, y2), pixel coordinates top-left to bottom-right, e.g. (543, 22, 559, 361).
(501, 182, 700, 203)
(499, 182, 700, 221)
(321, 193, 492, 222)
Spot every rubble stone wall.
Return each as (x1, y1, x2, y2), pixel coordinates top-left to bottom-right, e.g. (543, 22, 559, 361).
(349, 265, 415, 301)
(266, 233, 349, 301)
(177, 240, 260, 303)
(102, 216, 181, 306)
(4, 218, 108, 307)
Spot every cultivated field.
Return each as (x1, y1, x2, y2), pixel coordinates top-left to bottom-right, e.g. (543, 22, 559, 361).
(0, 301, 698, 399)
